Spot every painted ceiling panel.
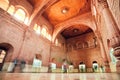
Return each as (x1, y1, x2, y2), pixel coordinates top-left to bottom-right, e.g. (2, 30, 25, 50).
(45, 0, 87, 25)
(27, 0, 91, 39)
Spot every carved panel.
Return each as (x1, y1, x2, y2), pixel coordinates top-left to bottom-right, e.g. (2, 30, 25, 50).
(84, 42, 88, 48)
(77, 43, 83, 49)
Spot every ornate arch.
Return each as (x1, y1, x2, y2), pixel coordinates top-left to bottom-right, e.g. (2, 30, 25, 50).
(0, 42, 14, 62)
(15, 5, 29, 18)
(52, 12, 96, 42)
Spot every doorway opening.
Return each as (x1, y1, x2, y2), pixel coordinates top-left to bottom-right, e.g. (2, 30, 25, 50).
(0, 43, 13, 71)
(92, 61, 99, 72)
(79, 62, 86, 72)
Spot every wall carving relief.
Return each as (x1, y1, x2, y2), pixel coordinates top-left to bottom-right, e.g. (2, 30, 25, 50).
(84, 42, 89, 48)
(76, 43, 83, 49)
(67, 39, 97, 52)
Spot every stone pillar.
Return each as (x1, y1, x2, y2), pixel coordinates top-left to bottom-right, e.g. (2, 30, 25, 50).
(97, 0, 120, 72)
(95, 31, 111, 72)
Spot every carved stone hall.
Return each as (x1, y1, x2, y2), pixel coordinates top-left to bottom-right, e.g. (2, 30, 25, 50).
(0, 0, 120, 80)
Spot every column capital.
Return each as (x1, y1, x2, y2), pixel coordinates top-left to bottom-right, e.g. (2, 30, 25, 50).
(97, 0, 109, 8)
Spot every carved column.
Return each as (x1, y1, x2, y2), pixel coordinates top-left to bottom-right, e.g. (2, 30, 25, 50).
(97, 0, 120, 72)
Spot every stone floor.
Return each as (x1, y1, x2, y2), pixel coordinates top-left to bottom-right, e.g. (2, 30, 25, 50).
(0, 73, 120, 80)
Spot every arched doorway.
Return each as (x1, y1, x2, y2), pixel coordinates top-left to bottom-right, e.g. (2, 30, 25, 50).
(92, 61, 99, 72)
(79, 62, 86, 72)
(0, 43, 13, 71)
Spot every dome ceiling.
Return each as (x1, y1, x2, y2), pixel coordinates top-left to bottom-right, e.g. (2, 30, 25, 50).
(61, 25, 92, 39)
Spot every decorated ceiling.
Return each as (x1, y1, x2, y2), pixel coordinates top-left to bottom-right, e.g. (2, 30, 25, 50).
(27, 0, 91, 39)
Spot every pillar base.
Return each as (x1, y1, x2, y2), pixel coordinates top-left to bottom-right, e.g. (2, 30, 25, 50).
(116, 60, 120, 73)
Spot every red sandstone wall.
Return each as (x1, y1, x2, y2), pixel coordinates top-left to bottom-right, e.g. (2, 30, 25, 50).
(66, 32, 102, 68)
(0, 16, 25, 61)
(107, 0, 120, 30)
(99, 14, 111, 62)
(30, 15, 67, 67)
(0, 8, 67, 67)
(18, 30, 51, 66)
(0, 9, 52, 66)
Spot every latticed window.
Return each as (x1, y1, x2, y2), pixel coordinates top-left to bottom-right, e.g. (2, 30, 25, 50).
(7, 5, 15, 15)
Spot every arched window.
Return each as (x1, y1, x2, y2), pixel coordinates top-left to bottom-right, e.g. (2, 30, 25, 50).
(33, 24, 38, 30)
(45, 30, 51, 41)
(33, 24, 41, 35)
(46, 32, 49, 39)
(7, 5, 15, 15)
(48, 34, 52, 41)
(0, 0, 9, 11)
(55, 39, 58, 46)
(14, 9, 26, 21)
(24, 17, 29, 25)
(77, 43, 83, 49)
(36, 26, 41, 34)
(41, 27, 47, 37)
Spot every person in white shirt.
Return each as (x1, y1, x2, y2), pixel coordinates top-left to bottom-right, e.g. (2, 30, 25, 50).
(48, 58, 56, 73)
(32, 54, 42, 72)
